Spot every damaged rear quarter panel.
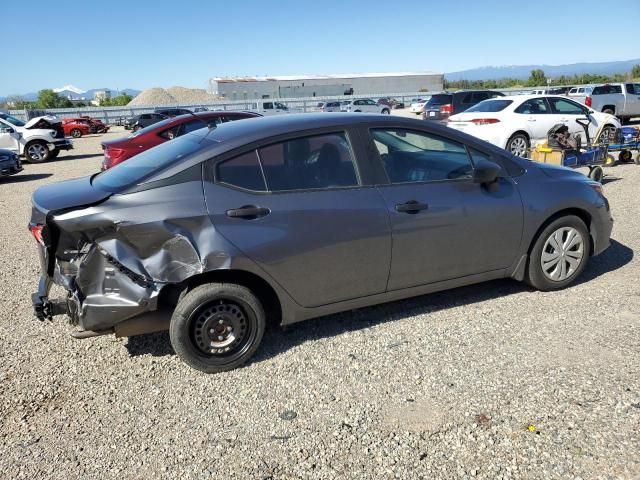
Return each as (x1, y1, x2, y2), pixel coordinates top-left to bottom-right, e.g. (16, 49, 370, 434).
(50, 180, 257, 330)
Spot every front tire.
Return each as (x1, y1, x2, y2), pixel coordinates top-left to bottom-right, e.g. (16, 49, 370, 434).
(526, 216, 590, 291)
(169, 283, 265, 373)
(24, 141, 51, 163)
(48, 149, 60, 159)
(381, 108, 390, 115)
(71, 128, 82, 138)
(506, 133, 530, 157)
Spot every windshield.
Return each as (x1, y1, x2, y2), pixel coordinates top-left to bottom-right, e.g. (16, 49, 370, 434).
(465, 99, 513, 113)
(93, 132, 215, 192)
(0, 113, 26, 127)
(426, 94, 452, 107)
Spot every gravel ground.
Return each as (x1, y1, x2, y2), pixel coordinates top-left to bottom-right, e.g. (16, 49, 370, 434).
(0, 127, 639, 480)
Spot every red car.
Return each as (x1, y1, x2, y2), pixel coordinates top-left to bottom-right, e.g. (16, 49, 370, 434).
(79, 116, 110, 133)
(62, 118, 92, 138)
(101, 111, 260, 170)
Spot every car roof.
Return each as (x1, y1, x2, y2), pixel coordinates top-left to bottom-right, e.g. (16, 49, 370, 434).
(148, 112, 521, 184)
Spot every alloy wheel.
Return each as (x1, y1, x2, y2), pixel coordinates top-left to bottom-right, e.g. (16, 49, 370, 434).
(27, 144, 48, 161)
(540, 227, 585, 281)
(508, 136, 528, 157)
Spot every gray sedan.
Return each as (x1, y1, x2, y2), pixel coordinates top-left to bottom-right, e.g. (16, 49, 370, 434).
(30, 113, 613, 373)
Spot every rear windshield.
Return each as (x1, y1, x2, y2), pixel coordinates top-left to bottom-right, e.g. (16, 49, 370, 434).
(93, 132, 215, 192)
(592, 85, 622, 95)
(426, 94, 452, 107)
(129, 117, 176, 137)
(465, 99, 513, 112)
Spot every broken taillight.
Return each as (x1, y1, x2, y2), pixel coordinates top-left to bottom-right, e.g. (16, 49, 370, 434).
(29, 224, 45, 245)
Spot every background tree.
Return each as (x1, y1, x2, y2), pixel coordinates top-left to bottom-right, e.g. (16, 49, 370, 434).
(99, 93, 132, 107)
(527, 69, 547, 87)
(632, 64, 640, 79)
(36, 89, 73, 108)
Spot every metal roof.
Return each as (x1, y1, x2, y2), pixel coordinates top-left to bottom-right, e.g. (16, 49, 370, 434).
(212, 72, 441, 83)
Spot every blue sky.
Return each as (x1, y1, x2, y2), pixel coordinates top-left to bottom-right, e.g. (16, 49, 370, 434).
(2, 0, 638, 96)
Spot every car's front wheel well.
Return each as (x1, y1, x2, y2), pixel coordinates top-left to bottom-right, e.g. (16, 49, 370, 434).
(529, 208, 594, 257)
(159, 269, 282, 327)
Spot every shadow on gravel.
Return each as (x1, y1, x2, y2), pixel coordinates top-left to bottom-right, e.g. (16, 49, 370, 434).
(58, 154, 99, 161)
(126, 331, 173, 357)
(575, 239, 633, 285)
(124, 240, 633, 363)
(602, 176, 622, 185)
(1, 173, 52, 183)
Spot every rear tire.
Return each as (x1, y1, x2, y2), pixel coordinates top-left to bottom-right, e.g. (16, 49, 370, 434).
(602, 107, 615, 115)
(589, 165, 604, 182)
(169, 283, 265, 373)
(506, 133, 530, 157)
(23, 141, 51, 163)
(619, 149, 632, 163)
(381, 108, 390, 115)
(526, 215, 590, 291)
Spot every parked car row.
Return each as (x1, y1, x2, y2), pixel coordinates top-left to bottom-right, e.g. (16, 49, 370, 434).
(30, 112, 614, 373)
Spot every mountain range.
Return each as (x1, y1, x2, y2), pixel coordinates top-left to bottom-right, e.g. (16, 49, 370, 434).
(1, 86, 141, 103)
(445, 58, 640, 81)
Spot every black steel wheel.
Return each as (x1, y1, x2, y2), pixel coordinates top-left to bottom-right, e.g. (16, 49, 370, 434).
(169, 283, 265, 373)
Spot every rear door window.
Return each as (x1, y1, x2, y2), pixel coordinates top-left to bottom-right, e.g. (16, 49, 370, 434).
(514, 98, 550, 114)
(258, 133, 359, 191)
(217, 151, 267, 191)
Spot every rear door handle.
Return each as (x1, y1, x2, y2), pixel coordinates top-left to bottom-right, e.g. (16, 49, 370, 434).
(395, 200, 429, 214)
(226, 205, 270, 219)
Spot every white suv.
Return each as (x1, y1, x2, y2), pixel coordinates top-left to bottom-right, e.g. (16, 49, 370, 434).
(340, 99, 390, 114)
(0, 113, 73, 163)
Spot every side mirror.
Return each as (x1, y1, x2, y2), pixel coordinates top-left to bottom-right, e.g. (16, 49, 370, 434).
(473, 158, 501, 186)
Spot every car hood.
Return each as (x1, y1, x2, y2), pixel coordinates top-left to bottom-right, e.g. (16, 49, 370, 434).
(531, 160, 589, 180)
(24, 115, 62, 128)
(32, 175, 111, 216)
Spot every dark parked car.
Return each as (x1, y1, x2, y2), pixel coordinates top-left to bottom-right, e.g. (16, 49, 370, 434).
(423, 90, 504, 121)
(124, 113, 167, 131)
(154, 108, 194, 118)
(0, 148, 22, 178)
(101, 111, 261, 170)
(547, 86, 574, 95)
(30, 113, 612, 373)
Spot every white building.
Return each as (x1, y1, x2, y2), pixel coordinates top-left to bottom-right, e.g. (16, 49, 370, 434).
(208, 72, 443, 100)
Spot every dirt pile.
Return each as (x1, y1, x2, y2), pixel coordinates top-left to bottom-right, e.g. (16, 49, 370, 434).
(128, 86, 219, 106)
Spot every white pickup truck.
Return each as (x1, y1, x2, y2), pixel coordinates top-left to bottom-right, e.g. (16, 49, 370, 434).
(247, 100, 290, 115)
(585, 83, 640, 123)
(0, 112, 73, 162)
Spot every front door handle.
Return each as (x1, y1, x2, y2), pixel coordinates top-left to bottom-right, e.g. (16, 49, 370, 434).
(226, 205, 270, 219)
(395, 200, 429, 214)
